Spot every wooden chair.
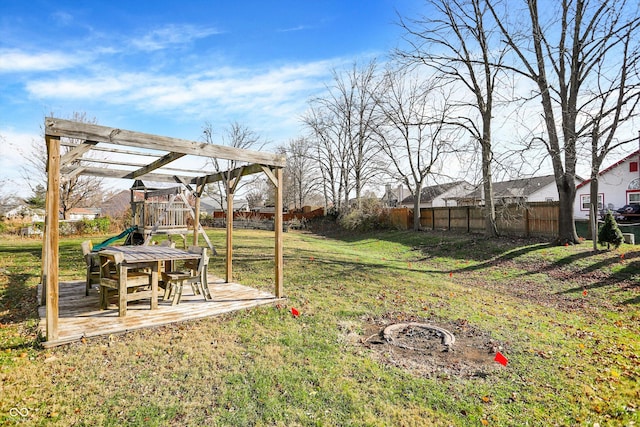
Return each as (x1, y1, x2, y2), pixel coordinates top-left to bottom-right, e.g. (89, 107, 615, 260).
(158, 240, 176, 248)
(160, 246, 210, 305)
(99, 252, 154, 314)
(81, 240, 100, 296)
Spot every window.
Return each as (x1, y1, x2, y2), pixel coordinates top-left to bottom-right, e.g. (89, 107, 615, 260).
(580, 194, 604, 211)
(629, 193, 640, 205)
(626, 179, 640, 205)
(631, 162, 638, 172)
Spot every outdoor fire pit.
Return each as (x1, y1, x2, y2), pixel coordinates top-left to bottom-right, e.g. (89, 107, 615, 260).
(356, 316, 501, 378)
(383, 322, 456, 352)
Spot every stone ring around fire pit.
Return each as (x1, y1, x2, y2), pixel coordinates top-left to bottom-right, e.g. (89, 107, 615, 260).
(383, 322, 456, 352)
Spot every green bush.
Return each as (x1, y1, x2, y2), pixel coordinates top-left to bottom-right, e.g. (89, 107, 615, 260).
(63, 217, 112, 235)
(598, 210, 624, 249)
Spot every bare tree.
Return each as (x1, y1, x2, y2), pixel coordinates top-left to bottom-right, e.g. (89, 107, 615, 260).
(201, 121, 267, 212)
(244, 177, 270, 210)
(21, 112, 104, 219)
(396, 0, 511, 236)
(303, 104, 346, 211)
(277, 138, 321, 210)
(375, 67, 461, 230)
(303, 60, 385, 211)
(583, 20, 640, 250)
(487, 0, 640, 244)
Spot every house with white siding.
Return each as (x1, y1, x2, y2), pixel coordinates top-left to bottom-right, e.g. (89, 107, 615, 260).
(66, 207, 100, 221)
(458, 175, 567, 206)
(574, 150, 640, 220)
(399, 181, 474, 208)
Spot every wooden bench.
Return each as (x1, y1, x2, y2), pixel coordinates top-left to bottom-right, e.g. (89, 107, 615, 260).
(98, 252, 154, 315)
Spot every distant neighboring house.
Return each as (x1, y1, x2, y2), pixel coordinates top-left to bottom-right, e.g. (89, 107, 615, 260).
(458, 174, 574, 206)
(199, 196, 249, 213)
(381, 184, 408, 207)
(66, 207, 100, 221)
(3, 206, 45, 222)
(399, 181, 474, 208)
(574, 150, 640, 220)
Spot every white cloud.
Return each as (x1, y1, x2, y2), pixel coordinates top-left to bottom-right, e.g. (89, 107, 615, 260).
(24, 59, 335, 118)
(278, 25, 311, 33)
(26, 74, 136, 98)
(130, 24, 222, 51)
(0, 128, 39, 163)
(0, 129, 41, 195)
(0, 49, 82, 73)
(51, 11, 74, 26)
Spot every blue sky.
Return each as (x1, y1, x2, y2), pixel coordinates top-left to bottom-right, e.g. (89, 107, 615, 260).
(0, 0, 423, 197)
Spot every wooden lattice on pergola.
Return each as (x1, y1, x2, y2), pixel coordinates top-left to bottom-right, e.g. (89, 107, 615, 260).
(41, 117, 286, 342)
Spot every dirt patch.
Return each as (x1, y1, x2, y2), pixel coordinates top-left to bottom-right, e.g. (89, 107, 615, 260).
(348, 314, 505, 379)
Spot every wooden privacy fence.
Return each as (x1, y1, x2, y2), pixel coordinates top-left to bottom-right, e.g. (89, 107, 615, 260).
(206, 207, 325, 222)
(392, 201, 560, 237)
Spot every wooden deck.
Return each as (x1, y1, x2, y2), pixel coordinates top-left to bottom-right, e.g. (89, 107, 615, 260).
(38, 277, 280, 347)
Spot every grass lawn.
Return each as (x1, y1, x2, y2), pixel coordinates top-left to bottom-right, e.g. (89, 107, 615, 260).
(0, 228, 639, 426)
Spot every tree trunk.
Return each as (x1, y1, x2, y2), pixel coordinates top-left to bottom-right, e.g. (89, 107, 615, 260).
(590, 176, 599, 251)
(413, 183, 423, 231)
(556, 175, 580, 244)
(482, 141, 498, 237)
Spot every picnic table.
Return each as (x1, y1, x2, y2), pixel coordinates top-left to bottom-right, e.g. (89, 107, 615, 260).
(98, 245, 203, 316)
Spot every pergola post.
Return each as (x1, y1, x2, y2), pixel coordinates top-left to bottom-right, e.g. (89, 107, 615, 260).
(40, 184, 49, 306)
(193, 192, 201, 246)
(45, 135, 61, 341)
(225, 178, 234, 283)
(274, 167, 284, 298)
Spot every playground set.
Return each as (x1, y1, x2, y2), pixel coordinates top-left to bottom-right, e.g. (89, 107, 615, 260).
(92, 179, 215, 255)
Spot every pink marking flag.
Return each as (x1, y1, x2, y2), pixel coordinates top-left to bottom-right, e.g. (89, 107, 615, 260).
(494, 351, 508, 366)
(291, 307, 300, 317)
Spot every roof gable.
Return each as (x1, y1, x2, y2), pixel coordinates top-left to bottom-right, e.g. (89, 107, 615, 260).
(401, 181, 467, 204)
(576, 150, 640, 189)
(465, 174, 558, 199)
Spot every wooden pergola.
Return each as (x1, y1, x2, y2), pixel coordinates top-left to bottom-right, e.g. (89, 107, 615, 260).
(42, 117, 286, 342)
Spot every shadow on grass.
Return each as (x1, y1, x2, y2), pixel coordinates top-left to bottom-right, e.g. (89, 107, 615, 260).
(0, 272, 39, 324)
(0, 245, 43, 257)
(325, 229, 560, 264)
(557, 255, 640, 304)
(454, 243, 552, 272)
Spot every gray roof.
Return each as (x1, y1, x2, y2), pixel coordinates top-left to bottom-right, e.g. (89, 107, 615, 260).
(401, 181, 467, 204)
(465, 175, 557, 200)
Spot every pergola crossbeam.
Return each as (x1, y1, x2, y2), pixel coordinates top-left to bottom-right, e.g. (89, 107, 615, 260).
(65, 165, 196, 183)
(198, 163, 264, 186)
(65, 157, 209, 176)
(45, 118, 286, 167)
(60, 140, 98, 166)
(124, 151, 186, 179)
